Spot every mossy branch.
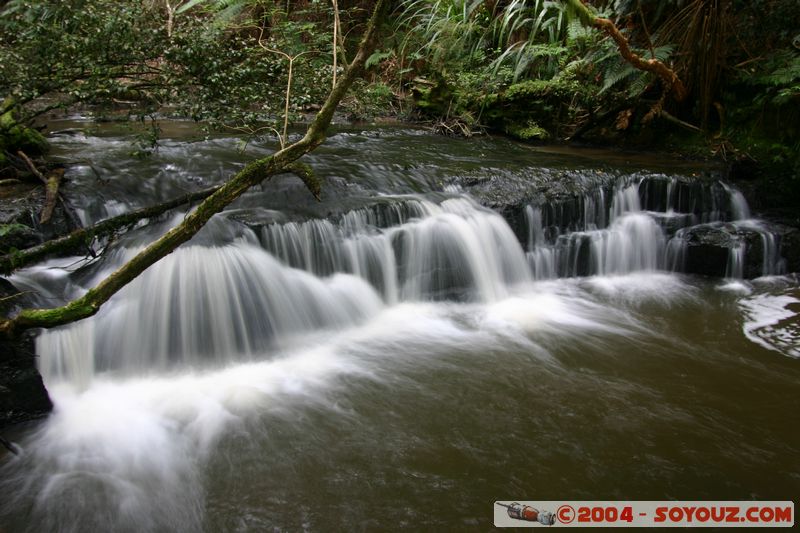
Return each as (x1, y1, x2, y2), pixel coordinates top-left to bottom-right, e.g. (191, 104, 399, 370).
(0, 0, 390, 339)
(0, 184, 220, 275)
(0, 163, 317, 275)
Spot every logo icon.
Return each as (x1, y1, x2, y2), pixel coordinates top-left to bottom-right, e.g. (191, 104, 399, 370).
(496, 502, 556, 526)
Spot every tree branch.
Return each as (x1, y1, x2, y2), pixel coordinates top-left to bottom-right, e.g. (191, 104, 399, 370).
(565, 0, 687, 101)
(0, 184, 219, 275)
(0, 0, 391, 338)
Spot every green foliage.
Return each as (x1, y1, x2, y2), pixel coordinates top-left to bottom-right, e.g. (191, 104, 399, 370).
(595, 43, 674, 98)
(0, 0, 347, 145)
(0, 105, 48, 155)
(496, 66, 598, 139)
(366, 50, 395, 70)
(740, 50, 800, 106)
(0, 0, 170, 121)
(345, 80, 397, 120)
(505, 121, 549, 140)
(726, 49, 800, 177)
(0, 224, 28, 238)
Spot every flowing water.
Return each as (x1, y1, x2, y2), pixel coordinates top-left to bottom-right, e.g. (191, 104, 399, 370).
(1, 124, 799, 532)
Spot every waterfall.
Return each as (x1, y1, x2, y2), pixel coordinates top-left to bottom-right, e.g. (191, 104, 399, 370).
(610, 181, 642, 221)
(15, 175, 787, 389)
(726, 241, 746, 279)
(5, 127, 798, 533)
(37, 245, 385, 385)
(261, 197, 530, 303)
(522, 176, 784, 279)
(591, 214, 666, 275)
(32, 196, 532, 386)
(722, 182, 752, 220)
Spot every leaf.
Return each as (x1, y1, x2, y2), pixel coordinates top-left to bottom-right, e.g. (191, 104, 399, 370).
(366, 50, 394, 69)
(177, 0, 210, 14)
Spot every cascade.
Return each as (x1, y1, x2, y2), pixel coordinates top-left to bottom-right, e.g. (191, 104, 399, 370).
(522, 176, 785, 279)
(2, 128, 798, 533)
(22, 196, 531, 386)
(17, 175, 785, 387)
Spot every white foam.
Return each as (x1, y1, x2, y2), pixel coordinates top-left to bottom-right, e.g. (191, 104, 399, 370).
(740, 291, 800, 359)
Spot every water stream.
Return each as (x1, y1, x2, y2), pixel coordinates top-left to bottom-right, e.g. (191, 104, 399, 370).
(1, 124, 798, 532)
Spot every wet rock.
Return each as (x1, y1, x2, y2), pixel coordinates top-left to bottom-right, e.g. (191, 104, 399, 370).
(0, 180, 72, 244)
(683, 224, 766, 278)
(772, 224, 800, 274)
(0, 333, 53, 429)
(0, 281, 53, 429)
(0, 223, 40, 254)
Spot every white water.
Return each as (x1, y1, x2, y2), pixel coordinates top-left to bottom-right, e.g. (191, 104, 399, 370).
(18, 179, 788, 398)
(522, 176, 785, 279)
(740, 284, 800, 358)
(3, 156, 797, 532)
(5, 276, 659, 532)
(26, 196, 532, 388)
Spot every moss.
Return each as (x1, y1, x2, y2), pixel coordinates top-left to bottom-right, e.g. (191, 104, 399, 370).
(0, 223, 30, 237)
(504, 79, 554, 100)
(505, 121, 550, 141)
(503, 77, 585, 102)
(411, 78, 453, 116)
(0, 107, 49, 156)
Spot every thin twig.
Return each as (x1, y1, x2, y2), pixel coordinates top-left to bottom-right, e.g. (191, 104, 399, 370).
(0, 291, 36, 304)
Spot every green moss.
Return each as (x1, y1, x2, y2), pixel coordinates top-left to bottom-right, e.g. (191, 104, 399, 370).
(503, 76, 585, 102)
(0, 108, 49, 156)
(0, 224, 29, 237)
(505, 121, 550, 141)
(504, 79, 554, 100)
(18, 296, 97, 328)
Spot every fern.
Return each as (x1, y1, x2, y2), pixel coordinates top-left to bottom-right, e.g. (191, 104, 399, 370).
(366, 50, 394, 69)
(760, 56, 800, 86)
(598, 44, 674, 96)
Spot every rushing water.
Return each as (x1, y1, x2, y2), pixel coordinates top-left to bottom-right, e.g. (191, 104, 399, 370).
(1, 124, 799, 532)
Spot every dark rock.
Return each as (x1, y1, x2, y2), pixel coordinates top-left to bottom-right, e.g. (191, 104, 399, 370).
(0, 332, 53, 429)
(683, 224, 775, 279)
(0, 180, 72, 243)
(0, 281, 52, 429)
(0, 223, 41, 254)
(773, 224, 800, 274)
(683, 225, 736, 277)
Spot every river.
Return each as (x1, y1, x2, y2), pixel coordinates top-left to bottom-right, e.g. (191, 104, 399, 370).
(1, 123, 798, 532)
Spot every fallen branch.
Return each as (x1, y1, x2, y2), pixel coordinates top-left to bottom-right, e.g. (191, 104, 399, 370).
(659, 110, 702, 133)
(40, 168, 64, 224)
(15, 151, 79, 227)
(16, 150, 46, 184)
(0, 0, 390, 338)
(0, 183, 220, 275)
